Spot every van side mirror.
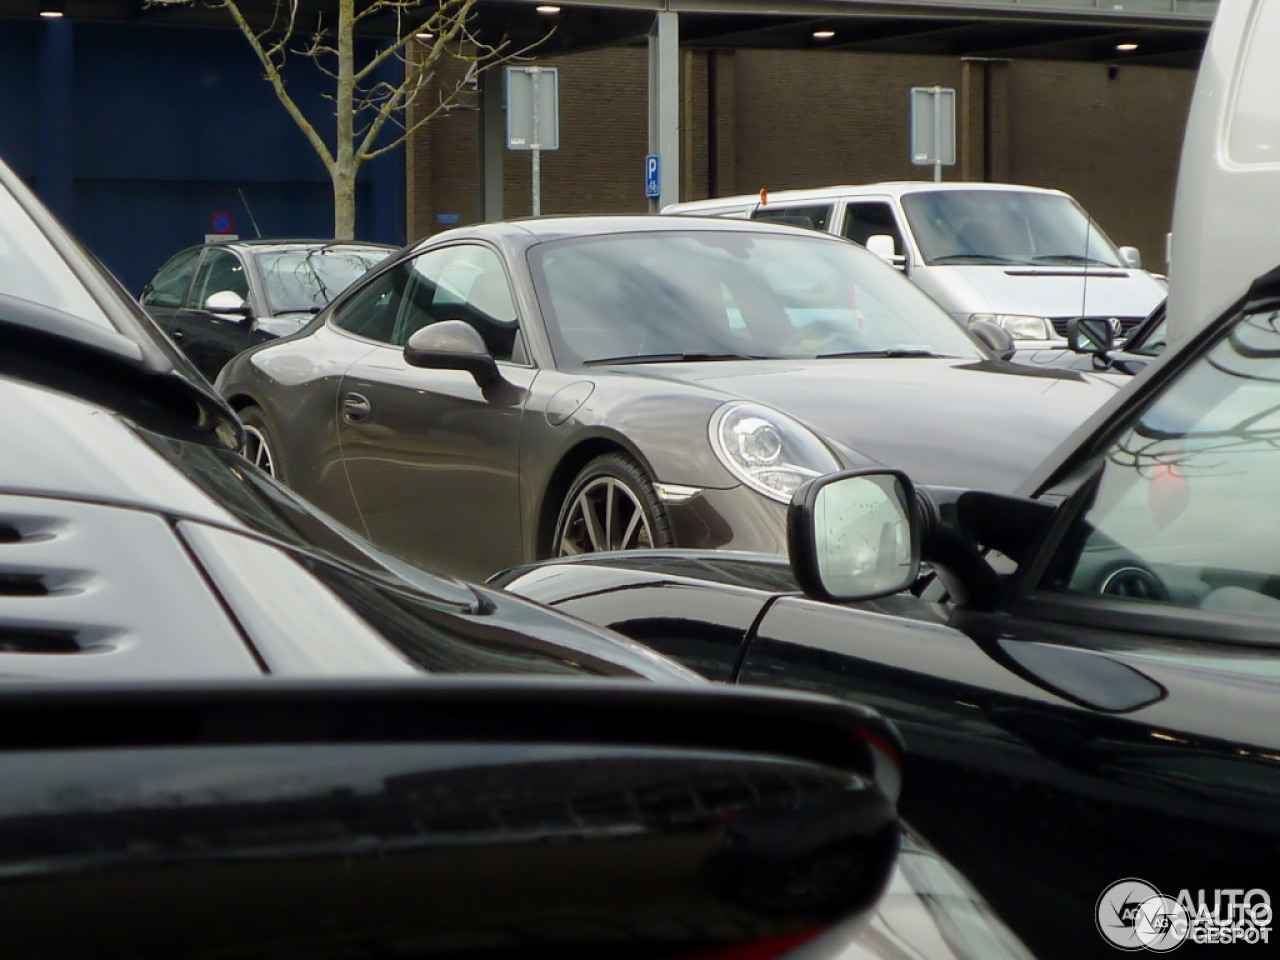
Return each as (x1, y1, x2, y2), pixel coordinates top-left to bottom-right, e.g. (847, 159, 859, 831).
(787, 470, 920, 602)
(404, 319, 500, 386)
(968, 319, 1016, 361)
(1118, 246, 1142, 269)
(865, 234, 906, 270)
(1067, 317, 1115, 355)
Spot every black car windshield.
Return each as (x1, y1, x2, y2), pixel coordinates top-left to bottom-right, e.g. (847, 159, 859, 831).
(256, 245, 388, 315)
(900, 190, 1124, 267)
(528, 230, 983, 366)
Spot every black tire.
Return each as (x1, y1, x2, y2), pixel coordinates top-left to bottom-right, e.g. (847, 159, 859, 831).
(239, 405, 282, 480)
(552, 452, 674, 557)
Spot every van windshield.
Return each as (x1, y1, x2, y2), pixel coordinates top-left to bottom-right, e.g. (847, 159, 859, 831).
(901, 190, 1123, 268)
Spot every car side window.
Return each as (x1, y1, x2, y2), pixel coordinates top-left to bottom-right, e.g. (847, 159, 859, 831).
(191, 249, 250, 309)
(1040, 306, 1280, 620)
(392, 244, 521, 361)
(141, 249, 200, 308)
(842, 201, 906, 254)
(750, 204, 832, 232)
(331, 260, 412, 343)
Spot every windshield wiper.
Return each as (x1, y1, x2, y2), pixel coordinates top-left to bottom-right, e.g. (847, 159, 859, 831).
(583, 352, 762, 366)
(814, 349, 954, 359)
(930, 254, 1035, 265)
(1030, 254, 1119, 266)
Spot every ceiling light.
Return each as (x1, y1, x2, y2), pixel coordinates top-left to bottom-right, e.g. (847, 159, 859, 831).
(813, 30, 836, 40)
(416, 32, 434, 40)
(536, 4, 561, 13)
(1115, 42, 1139, 51)
(39, 1, 63, 18)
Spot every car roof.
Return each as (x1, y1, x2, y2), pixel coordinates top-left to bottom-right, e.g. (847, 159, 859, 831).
(665, 181, 1070, 213)
(419, 213, 856, 248)
(205, 238, 396, 253)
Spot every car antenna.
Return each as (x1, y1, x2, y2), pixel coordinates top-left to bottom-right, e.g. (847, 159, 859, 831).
(238, 187, 263, 239)
(751, 188, 768, 218)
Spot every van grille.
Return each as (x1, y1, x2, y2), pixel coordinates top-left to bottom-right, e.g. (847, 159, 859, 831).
(1050, 316, 1143, 339)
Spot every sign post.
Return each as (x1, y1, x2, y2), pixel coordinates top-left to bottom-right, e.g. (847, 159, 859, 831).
(910, 86, 956, 183)
(506, 66, 560, 217)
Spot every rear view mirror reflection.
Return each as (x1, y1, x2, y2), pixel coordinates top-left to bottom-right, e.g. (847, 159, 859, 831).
(788, 470, 921, 602)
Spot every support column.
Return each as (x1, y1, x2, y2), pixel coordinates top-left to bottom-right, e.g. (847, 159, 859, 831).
(37, 17, 74, 222)
(480, 67, 505, 222)
(648, 10, 679, 212)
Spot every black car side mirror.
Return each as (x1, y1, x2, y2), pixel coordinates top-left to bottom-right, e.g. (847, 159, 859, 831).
(789, 470, 1056, 609)
(204, 289, 253, 322)
(404, 319, 500, 386)
(1068, 317, 1115, 356)
(787, 470, 921, 602)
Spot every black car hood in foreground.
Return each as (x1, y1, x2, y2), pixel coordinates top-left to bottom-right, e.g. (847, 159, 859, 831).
(0, 679, 903, 958)
(616, 357, 1120, 492)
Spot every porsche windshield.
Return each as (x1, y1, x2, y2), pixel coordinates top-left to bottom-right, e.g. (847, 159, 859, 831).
(529, 230, 983, 366)
(900, 189, 1123, 267)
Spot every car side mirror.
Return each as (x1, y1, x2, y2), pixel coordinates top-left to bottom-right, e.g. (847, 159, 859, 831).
(1067, 317, 1115, 355)
(1117, 245, 1142, 269)
(204, 290, 253, 321)
(404, 319, 500, 386)
(865, 234, 906, 270)
(787, 470, 921, 602)
(968, 319, 1016, 361)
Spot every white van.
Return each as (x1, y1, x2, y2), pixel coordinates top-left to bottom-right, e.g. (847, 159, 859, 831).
(665, 182, 1168, 352)
(1166, 1, 1280, 344)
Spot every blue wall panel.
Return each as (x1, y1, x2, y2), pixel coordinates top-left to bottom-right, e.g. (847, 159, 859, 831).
(0, 22, 40, 177)
(1, 18, 405, 295)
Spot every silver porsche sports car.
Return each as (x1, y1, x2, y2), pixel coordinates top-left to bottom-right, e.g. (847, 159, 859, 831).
(217, 215, 1118, 580)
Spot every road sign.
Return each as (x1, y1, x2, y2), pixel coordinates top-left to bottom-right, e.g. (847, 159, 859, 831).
(506, 67, 560, 151)
(210, 210, 235, 234)
(645, 155, 661, 199)
(910, 86, 956, 181)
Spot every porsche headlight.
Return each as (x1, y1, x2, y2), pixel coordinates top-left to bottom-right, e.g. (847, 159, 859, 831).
(709, 402, 841, 503)
(969, 313, 1052, 341)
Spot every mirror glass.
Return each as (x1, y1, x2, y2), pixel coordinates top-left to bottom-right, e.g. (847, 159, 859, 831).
(812, 474, 915, 598)
(1068, 317, 1114, 355)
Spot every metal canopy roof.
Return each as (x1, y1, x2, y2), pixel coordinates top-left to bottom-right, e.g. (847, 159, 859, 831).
(9, 0, 1212, 68)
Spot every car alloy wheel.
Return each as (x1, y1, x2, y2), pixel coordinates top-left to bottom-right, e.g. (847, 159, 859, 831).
(239, 406, 280, 479)
(555, 453, 673, 556)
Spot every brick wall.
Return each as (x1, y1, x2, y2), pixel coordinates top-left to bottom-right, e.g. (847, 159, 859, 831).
(408, 44, 1193, 271)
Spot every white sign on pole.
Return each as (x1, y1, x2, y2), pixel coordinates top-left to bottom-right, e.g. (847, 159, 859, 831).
(507, 66, 559, 217)
(506, 67, 560, 151)
(910, 86, 956, 182)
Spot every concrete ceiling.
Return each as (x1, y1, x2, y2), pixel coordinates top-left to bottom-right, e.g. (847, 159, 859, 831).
(5, 0, 1211, 68)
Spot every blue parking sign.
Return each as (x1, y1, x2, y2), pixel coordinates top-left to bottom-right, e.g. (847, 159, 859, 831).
(645, 155, 661, 199)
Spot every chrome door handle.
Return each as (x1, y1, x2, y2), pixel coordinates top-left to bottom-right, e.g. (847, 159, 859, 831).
(341, 393, 371, 423)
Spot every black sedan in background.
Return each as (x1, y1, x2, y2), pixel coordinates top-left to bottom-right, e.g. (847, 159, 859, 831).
(496, 269, 1280, 959)
(218, 215, 1117, 582)
(141, 238, 391, 379)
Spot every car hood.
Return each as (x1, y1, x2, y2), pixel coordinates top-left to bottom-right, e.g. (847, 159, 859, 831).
(622, 357, 1120, 493)
(938, 264, 1167, 319)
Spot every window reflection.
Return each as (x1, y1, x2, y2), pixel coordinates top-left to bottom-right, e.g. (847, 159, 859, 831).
(1044, 307, 1280, 620)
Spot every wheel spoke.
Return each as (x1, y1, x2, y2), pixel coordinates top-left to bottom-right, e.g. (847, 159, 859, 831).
(620, 508, 644, 550)
(604, 482, 617, 550)
(581, 492, 606, 551)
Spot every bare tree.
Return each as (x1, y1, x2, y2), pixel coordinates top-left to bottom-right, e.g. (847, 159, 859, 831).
(150, 1, 541, 238)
